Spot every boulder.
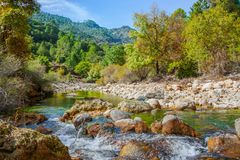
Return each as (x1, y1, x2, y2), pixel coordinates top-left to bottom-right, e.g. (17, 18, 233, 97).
(60, 98, 113, 122)
(118, 100, 153, 113)
(147, 99, 161, 109)
(73, 113, 92, 129)
(114, 118, 148, 134)
(117, 141, 160, 160)
(87, 122, 115, 137)
(11, 112, 48, 127)
(36, 126, 52, 135)
(0, 121, 71, 160)
(114, 119, 136, 133)
(235, 118, 240, 138)
(174, 98, 196, 111)
(208, 134, 240, 158)
(151, 121, 162, 134)
(161, 115, 198, 137)
(109, 110, 130, 121)
(135, 120, 149, 134)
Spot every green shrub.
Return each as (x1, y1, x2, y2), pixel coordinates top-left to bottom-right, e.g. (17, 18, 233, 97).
(87, 63, 103, 82)
(74, 61, 91, 78)
(167, 59, 198, 79)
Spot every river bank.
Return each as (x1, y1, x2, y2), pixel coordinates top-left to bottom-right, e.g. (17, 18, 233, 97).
(53, 75, 240, 110)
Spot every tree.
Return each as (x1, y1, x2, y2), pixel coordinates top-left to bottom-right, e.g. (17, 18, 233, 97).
(190, 0, 240, 17)
(190, 0, 210, 17)
(65, 41, 82, 69)
(0, 0, 39, 59)
(74, 61, 91, 78)
(55, 34, 73, 63)
(131, 4, 169, 75)
(103, 45, 126, 66)
(36, 42, 50, 57)
(185, 5, 240, 75)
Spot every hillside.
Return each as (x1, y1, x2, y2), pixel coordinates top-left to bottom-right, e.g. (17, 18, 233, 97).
(30, 12, 133, 44)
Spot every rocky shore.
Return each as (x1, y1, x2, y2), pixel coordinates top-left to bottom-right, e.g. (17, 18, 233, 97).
(53, 76, 240, 110)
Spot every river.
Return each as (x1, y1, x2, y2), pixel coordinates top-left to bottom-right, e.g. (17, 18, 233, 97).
(24, 90, 240, 160)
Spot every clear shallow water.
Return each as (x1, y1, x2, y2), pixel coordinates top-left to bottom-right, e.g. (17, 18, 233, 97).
(25, 91, 240, 160)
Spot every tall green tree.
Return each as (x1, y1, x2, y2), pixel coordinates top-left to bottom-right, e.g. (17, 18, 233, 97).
(131, 4, 169, 75)
(103, 45, 126, 66)
(185, 5, 240, 75)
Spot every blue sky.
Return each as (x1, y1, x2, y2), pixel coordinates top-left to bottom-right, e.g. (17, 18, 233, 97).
(37, 0, 197, 28)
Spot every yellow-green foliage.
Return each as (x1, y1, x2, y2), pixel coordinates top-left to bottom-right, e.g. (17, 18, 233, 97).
(185, 5, 240, 75)
(99, 64, 138, 84)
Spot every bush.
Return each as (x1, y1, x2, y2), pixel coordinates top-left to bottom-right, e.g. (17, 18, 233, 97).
(167, 59, 198, 79)
(99, 64, 138, 84)
(87, 64, 103, 82)
(74, 61, 91, 78)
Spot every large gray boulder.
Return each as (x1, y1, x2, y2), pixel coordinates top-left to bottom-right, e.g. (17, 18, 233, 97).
(109, 110, 130, 121)
(118, 100, 153, 113)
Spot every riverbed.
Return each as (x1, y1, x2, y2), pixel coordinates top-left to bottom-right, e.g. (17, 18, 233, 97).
(24, 90, 240, 160)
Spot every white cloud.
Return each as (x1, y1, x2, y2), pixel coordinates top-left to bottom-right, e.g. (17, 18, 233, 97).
(37, 0, 93, 22)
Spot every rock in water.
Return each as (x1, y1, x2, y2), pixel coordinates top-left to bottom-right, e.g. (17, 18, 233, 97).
(208, 134, 240, 158)
(60, 98, 113, 122)
(73, 113, 92, 129)
(114, 118, 148, 134)
(0, 120, 71, 160)
(11, 111, 48, 127)
(117, 141, 160, 160)
(161, 115, 198, 137)
(151, 121, 162, 134)
(114, 119, 136, 133)
(36, 126, 52, 135)
(134, 120, 149, 134)
(118, 100, 153, 113)
(109, 110, 130, 121)
(235, 118, 240, 138)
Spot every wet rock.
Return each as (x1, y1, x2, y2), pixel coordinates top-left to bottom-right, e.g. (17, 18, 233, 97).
(151, 121, 162, 134)
(117, 141, 160, 160)
(161, 115, 198, 137)
(118, 100, 153, 113)
(109, 110, 130, 121)
(114, 118, 148, 134)
(135, 120, 149, 134)
(87, 122, 115, 137)
(235, 118, 240, 138)
(73, 113, 92, 129)
(60, 98, 113, 122)
(36, 126, 52, 135)
(208, 134, 240, 158)
(114, 119, 136, 133)
(11, 111, 48, 127)
(147, 99, 161, 109)
(0, 120, 71, 160)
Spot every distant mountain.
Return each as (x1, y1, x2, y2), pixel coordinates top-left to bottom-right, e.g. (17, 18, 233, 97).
(30, 12, 133, 44)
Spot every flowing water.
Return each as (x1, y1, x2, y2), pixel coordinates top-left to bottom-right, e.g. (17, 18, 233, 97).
(24, 90, 240, 160)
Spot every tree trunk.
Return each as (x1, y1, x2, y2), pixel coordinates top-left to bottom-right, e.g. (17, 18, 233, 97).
(156, 61, 159, 75)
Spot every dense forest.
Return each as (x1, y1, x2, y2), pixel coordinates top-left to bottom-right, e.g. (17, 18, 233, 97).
(1, 0, 240, 112)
